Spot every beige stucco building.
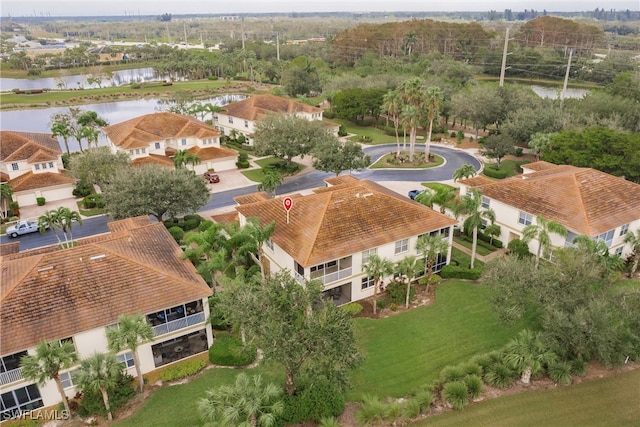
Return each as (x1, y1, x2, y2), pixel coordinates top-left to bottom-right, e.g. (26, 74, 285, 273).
(0, 217, 213, 420)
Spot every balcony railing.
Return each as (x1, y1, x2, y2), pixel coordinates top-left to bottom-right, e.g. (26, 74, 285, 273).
(294, 271, 305, 284)
(151, 312, 205, 337)
(311, 267, 353, 285)
(1, 367, 24, 386)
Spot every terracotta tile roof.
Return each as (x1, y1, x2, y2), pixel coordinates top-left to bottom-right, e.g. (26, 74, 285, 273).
(188, 145, 237, 160)
(131, 154, 174, 168)
(0, 217, 212, 355)
(457, 175, 495, 187)
(103, 112, 220, 150)
(1, 172, 9, 183)
(0, 242, 20, 256)
(222, 94, 322, 121)
(0, 131, 62, 162)
(27, 150, 58, 163)
(235, 178, 457, 267)
(520, 161, 558, 172)
(211, 211, 239, 225)
(463, 165, 640, 236)
(9, 171, 75, 192)
(324, 175, 360, 187)
(234, 192, 270, 205)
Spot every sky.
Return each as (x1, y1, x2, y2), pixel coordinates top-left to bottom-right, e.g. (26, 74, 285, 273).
(2, 0, 639, 17)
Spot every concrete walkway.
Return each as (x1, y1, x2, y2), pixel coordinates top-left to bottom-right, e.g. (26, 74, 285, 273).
(451, 240, 507, 264)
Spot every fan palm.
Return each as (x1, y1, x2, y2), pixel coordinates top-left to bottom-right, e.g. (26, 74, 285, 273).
(106, 314, 154, 392)
(75, 352, 123, 421)
(452, 164, 477, 182)
(416, 233, 449, 292)
(504, 329, 556, 384)
(20, 340, 78, 415)
(397, 255, 424, 308)
(522, 215, 568, 269)
(363, 255, 394, 315)
(453, 189, 496, 269)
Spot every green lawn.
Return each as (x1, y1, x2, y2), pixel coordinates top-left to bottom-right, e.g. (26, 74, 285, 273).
(241, 157, 304, 182)
(411, 368, 640, 427)
(423, 182, 457, 192)
(370, 153, 444, 169)
(483, 159, 529, 178)
(329, 118, 397, 145)
(453, 235, 498, 256)
(450, 246, 484, 268)
(348, 281, 526, 400)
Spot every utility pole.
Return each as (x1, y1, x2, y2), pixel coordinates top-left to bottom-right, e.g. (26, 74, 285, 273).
(183, 22, 187, 44)
(276, 32, 280, 61)
(561, 48, 573, 102)
(499, 27, 510, 87)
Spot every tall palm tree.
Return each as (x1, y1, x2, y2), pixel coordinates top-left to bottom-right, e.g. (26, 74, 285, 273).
(75, 352, 123, 421)
(623, 228, 640, 276)
(396, 78, 425, 162)
(453, 189, 496, 269)
(57, 207, 83, 247)
(0, 183, 13, 221)
(243, 217, 276, 279)
(51, 120, 72, 156)
(38, 209, 63, 244)
(106, 314, 154, 393)
(382, 90, 401, 155)
(504, 329, 556, 385)
(423, 86, 443, 160)
(20, 340, 78, 415)
(452, 164, 477, 182)
(198, 373, 284, 427)
(415, 186, 457, 215)
(257, 168, 283, 198)
(363, 254, 394, 315)
(522, 215, 568, 269)
(397, 255, 424, 309)
(573, 235, 624, 278)
(416, 233, 450, 292)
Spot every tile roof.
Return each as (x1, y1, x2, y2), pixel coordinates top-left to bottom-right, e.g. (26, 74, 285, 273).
(461, 164, 640, 236)
(235, 178, 457, 267)
(233, 192, 269, 205)
(132, 154, 175, 168)
(103, 112, 220, 150)
(0, 217, 212, 355)
(0, 131, 62, 162)
(520, 161, 559, 172)
(188, 145, 237, 160)
(10, 171, 75, 192)
(210, 211, 239, 225)
(222, 94, 322, 121)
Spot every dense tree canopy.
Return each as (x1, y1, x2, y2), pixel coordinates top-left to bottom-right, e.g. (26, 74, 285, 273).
(312, 139, 370, 176)
(331, 87, 386, 122)
(102, 165, 210, 221)
(68, 147, 131, 188)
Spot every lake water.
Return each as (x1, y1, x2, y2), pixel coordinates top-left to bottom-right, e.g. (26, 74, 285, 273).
(528, 85, 589, 99)
(0, 94, 246, 153)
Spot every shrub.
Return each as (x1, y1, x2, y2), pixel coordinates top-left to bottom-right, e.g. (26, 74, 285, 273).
(461, 362, 483, 377)
(208, 293, 230, 329)
(338, 125, 347, 137)
(340, 302, 363, 317)
(548, 361, 572, 385)
(507, 239, 532, 259)
(440, 365, 466, 383)
(182, 218, 200, 231)
(78, 373, 135, 418)
(236, 151, 250, 168)
(160, 359, 207, 382)
(183, 214, 203, 226)
(36, 197, 45, 206)
(465, 374, 484, 399)
(318, 417, 341, 427)
(469, 353, 494, 373)
(82, 193, 105, 209)
(442, 381, 468, 410)
(386, 280, 415, 305)
(571, 359, 588, 376)
(514, 147, 524, 156)
(402, 398, 422, 419)
(440, 265, 482, 280)
(356, 394, 391, 426)
(412, 386, 433, 413)
(208, 333, 257, 366)
(280, 377, 345, 424)
(484, 363, 515, 389)
(236, 160, 250, 168)
(483, 166, 508, 179)
(167, 226, 184, 243)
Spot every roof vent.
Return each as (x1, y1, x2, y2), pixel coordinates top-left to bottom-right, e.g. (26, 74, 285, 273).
(37, 265, 54, 273)
(90, 254, 106, 261)
(356, 192, 374, 198)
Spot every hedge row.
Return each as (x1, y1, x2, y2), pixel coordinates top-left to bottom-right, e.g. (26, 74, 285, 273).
(160, 359, 207, 382)
(440, 265, 482, 280)
(483, 166, 508, 179)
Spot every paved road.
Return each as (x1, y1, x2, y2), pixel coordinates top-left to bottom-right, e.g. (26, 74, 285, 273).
(3, 145, 479, 250)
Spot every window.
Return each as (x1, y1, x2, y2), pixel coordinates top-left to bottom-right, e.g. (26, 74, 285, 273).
(141, 148, 146, 154)
(48, 162, 54, 168)
(244, 120, 249, 128)
(1, 351, 28, 374)
(362, 248, 377, 265)
(181, 139, 187, 146)
(395, 239, 409, 254)
(59, 370, 78, 389)
(135, 149, 140, 154)
(518, 212, 533, 226)
(59, 337, 76, 352)
(565, 231, 578, 246)
(361, 276, 375, 290)
(481, 197, 490, 208)
(129, 150, 134, 155)
(155, 142, 161, 149)
(116, 352, 135, 369)
(595, 229, 615, 247)
(265, 239, 274, 251)
(228, 117, 233, 124)
(615, 247, 624, 256)
(34, 164, 40, 170)
(620, 224, 629, 236)
(1, 384, 43, 420)
(11, 163, 19, 171)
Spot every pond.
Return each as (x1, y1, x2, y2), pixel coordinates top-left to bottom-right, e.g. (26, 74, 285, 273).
(528, 85, 590, 99)
(1, 94, 247, 153)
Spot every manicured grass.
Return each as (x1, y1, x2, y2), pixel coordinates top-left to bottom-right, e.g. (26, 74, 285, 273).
(450, 247, 484, 268)
(329, 118, 397, 145)
(370, 153, 444, 169)
(348, 281, 527, 400)
(76, 201, 106, 217)
(411, 368, 640, 427)
(241, 157, 304, 182)
(483, 159, 529, 178)
(453, 235, 498, 256)
(114, 362, 284, 427)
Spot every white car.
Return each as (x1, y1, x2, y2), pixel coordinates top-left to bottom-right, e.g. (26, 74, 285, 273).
(5, 220, 47, 238)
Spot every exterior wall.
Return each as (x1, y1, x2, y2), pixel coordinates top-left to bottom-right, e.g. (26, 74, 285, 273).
(194, 157, 237, 174)
(2, 160, 29, 180)
(14, 185, 74, 208)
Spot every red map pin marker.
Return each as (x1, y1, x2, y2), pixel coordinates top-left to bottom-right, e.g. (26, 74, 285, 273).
(283, 197, 293, 212)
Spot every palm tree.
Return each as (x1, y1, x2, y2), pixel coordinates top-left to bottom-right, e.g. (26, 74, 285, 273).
(257, 168, 283, 198)
(397, 255, 424, 309)
(423, 86, 443, 160)
(363, 254, 394, 315)
(243, 217, 276, 279)
(51, 120, 73, 156)
(202, 103, 224, 124)
(415, 186, 457, 215)
(20, 340, 78, 415)
(38, 209, 63, 244)
(0, 183, 13, 221)
(484, 223, 502, 246)
(198, 373, 284, 427)
(57, 207, 83, 247)
(75, 352, 123, 421)
(452, 164, 477, 182)
(573, 235, 625, 277)
(77, 110, 108, 152)
(504, 329, 556, 385)
(416, 233, 449, 292)
(623, 228, 640, 276)
(106, 314, 154, 393)
(522, 215, 568, 269)
(382, 90, 401, 155)
(453, 189, 496, 269)
(396, 78, 425, 162)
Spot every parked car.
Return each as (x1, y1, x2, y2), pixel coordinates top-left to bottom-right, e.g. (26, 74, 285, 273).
(204, 171, 220, 183)
(408, 189, 424, 200)
(5, 220, 47, 238)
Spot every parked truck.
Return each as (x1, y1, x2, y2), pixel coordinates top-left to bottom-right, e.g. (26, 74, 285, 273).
(5, 220, 47, 238)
